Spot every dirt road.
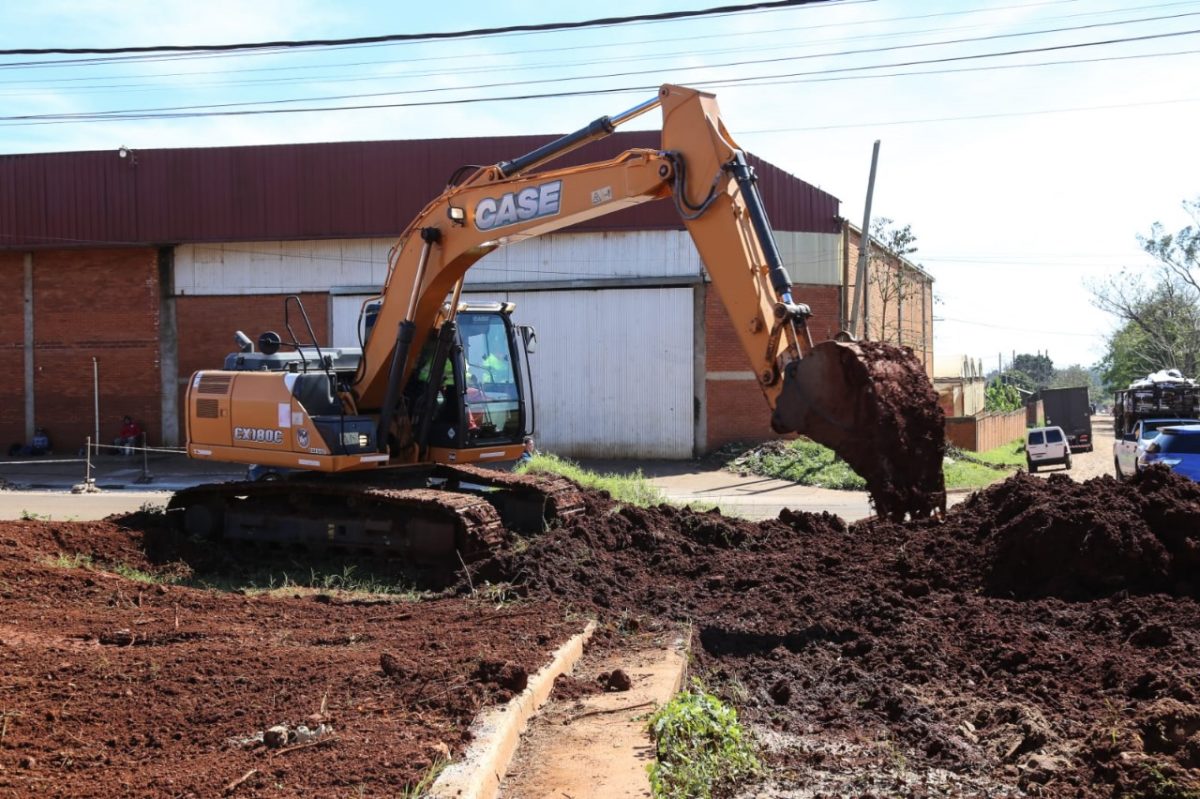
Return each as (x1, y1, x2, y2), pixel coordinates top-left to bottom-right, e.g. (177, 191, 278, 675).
(1030, 415, 1115, 481)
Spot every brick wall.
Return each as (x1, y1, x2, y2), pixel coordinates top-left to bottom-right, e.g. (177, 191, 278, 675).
(945, 408, 1027, 452)
(704, 282, 841, 450)
(0, 253, 25, 449)
(26, 249, 161, 453)
(174, 292, 330, 441)
(845, 235, 935, 378)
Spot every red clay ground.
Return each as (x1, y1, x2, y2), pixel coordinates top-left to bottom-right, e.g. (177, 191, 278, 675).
(0, 518, 577, 798)
(5, 466, 1200, 797)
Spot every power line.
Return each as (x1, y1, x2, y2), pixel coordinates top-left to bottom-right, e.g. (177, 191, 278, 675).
(2, 4, 1193, 97)
(0, 0, 1082, 71)
(0, 0, 839, 57)
(729, 47, 1200, 96)
(4, 26, 1197, 125)
(755, 95, 1200, 133)
(0, 0, 1172, 86)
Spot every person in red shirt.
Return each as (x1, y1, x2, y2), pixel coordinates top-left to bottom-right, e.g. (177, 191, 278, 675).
(116, 416, 142, 456)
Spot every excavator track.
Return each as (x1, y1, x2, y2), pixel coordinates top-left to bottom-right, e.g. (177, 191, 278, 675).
(168, 479, 505, 562)
(434, 463, 586, 530)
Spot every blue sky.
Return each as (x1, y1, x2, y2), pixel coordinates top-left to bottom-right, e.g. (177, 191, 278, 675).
(3, 0, 1200, 370)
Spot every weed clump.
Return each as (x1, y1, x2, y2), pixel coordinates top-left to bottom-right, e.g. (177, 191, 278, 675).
(647, 679, 761, 799)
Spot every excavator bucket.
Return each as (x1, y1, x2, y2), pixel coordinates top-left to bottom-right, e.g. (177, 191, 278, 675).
(771, 340, 946, 521)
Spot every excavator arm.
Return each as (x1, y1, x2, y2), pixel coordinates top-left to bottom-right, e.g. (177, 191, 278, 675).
(352, 84, 944, 520)
(357, 86, 808, 436)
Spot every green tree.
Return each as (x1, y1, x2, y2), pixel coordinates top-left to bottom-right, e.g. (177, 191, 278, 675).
(985, 378, 1023, 412)
(1091, 198, 1200, 385)
(1095, 280, 1200, 390)
(866, 218, 923, 349)
(1011, 353, 1055, 388)
(1050, 364, 1104, 403)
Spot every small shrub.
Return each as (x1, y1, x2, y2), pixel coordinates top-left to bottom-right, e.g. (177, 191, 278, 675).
(647, 679, 761, 799)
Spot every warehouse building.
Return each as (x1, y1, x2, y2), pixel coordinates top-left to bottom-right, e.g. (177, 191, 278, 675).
(0, 133, 843, 458)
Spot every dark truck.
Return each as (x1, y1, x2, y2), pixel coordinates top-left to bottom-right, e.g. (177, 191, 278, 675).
(1040, 386, 1093, 452)
(1112, 378, 1200, 477)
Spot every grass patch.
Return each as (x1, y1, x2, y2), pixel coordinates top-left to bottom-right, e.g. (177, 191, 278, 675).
(112, 563, 169, 584)
(727, 438, 1029, 492)
(728, 440, 866, 490)
(942, 438, 1025, 490)
(44, 552, 181, 585)
(647, 678, 761, 799)
(46, 552, 93, 569)
(1131, 763, 1200, 798)
(519, 452, 667, 507)
(183, 562, 427, 601)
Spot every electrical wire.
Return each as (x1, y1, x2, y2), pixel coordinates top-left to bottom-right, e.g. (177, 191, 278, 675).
(3, 26, 1198, 125)
(3, 4, 1196, 100)
(0, 0, 1187, 89)
(0, 0, 840, 57)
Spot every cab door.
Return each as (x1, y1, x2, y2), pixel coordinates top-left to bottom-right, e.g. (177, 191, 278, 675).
(1027, 429, 1047, 462)
(1116, 422, 1140, 474)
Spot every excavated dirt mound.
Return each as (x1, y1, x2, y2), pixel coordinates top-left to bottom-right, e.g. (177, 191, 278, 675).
(0, 517, 577, 798)
(475, 468, 1200, 796)
(920, 467, 1200, 600)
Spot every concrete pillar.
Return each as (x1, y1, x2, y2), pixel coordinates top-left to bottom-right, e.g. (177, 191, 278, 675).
(692, 281, 707, 457)
(157, 247, 180, 446)
(23, 253, 33, 442)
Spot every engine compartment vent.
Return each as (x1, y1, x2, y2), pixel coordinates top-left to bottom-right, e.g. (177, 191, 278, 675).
(197, 374, 233, 395)
(195, 398, 220, 419)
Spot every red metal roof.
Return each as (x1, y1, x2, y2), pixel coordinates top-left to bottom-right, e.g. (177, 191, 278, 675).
(0, 132, 840, 250)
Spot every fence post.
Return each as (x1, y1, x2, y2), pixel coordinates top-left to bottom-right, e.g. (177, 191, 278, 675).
(135, 431, 153, 485)
(78, 436, 97, 493)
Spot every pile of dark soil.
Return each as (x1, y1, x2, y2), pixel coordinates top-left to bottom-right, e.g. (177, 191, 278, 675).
(476, 467, 1200, 797)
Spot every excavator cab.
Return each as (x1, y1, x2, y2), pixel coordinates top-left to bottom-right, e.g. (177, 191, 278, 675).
(405, 304, 534, 457)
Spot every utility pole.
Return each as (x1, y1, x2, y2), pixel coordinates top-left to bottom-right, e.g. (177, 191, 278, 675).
(848, 140, 880, 339)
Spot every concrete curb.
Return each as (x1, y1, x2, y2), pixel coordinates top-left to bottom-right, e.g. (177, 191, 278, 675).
(429, 619, 597, 799)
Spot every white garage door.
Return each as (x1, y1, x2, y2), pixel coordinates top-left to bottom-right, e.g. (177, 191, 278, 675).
(333, 288, 695, 459)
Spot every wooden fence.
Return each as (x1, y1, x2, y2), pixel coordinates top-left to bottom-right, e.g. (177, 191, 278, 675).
(945, 408, 1028, 452)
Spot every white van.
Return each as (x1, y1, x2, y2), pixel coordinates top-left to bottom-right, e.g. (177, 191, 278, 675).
(1026, 426, 1071, 473)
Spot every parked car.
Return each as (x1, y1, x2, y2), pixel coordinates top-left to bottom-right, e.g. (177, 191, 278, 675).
(1113, 417, 1199, 478)
(1026, 426, 1071, 473)
(1138, 424, 1200, 481)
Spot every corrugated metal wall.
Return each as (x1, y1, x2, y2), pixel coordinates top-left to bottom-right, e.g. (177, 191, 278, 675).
(463, 288, 695, 459)
(333, 287, 696, 458)
(177, 229, 841, 296)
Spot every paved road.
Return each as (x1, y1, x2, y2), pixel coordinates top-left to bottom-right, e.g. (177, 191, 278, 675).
(649, 469, 878, 521)
(0, 489, 171, 521)
(0, 421, 1120, 524)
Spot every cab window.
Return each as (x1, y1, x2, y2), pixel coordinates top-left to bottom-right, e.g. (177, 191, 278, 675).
(1028, 431, 1044, 446)
(1045, 429, 1063, 443)
(1161, 433, 1200, 454)
(458, 312, 521, 443)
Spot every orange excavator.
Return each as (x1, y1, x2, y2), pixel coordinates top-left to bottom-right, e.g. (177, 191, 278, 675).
(170, 84, 944, 558)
